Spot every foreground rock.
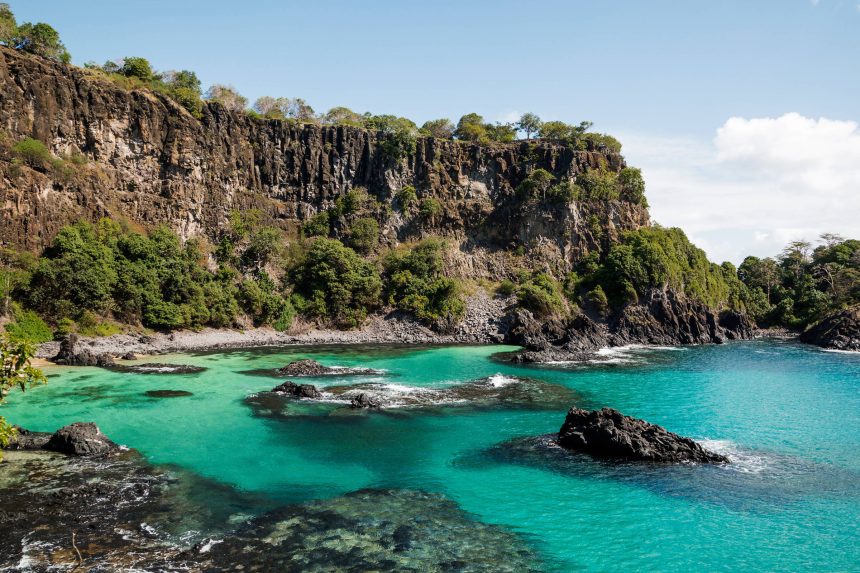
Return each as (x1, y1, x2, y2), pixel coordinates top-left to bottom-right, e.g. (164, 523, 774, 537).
(6, 422, 121, 457)
(44, 422, 121, 457)
(0, 451, 541, 572)
(800, 305, 860, 351)
(271, 380, 322, 398)
(558, 408, 729, 463)
(277, 358, 380, 377)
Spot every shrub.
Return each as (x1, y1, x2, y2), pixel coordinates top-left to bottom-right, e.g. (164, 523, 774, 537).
(497, 279, 516, 296)
(516, 273, 566, 318)
(419, 198, 443, 222)
(3, 304, 52, 343)
(13, 21, 70, 62)
(578, 168, 619, 201)
(395, 186, 417, 209)
(618, 167, 647, 206)
(12, 137, 51, 168)
(120, 57, 154, 81)
(586, 285, 610, 317)
(546, 181, 583, 203)
(382, 239, 465, 329)
(302, 211, 331, 237)
(348, 217, 380, 254)
(290, 238, 382, 328)
(516, 169, 556, 200)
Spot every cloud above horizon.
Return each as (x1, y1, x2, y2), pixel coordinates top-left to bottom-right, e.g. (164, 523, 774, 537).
(620, 113, 860, 264)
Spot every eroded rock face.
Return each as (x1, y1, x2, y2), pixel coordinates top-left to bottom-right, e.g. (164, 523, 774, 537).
(557, 407, 728, 464)
(271, 380, 322, 399)
(44, 422, 120, 457)
(0, 47, 646, 282)
(800, 305, 860, 351)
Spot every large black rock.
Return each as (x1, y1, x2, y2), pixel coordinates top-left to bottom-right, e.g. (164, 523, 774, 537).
(271, 380, 322, 399)
(276, 359, 378, 377)
(44, 422, 120, 457)
(51, 334, 116, 367)
(557, 407, 728, 464)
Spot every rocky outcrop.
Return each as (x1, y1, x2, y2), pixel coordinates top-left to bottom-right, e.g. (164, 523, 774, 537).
(504, 289, 755, 362)
(276, 358, 379, 377)
(557, 407, 728, 463)
(144, 390, 193, 398)
(800, 305, 860, 351)
(5, 422, 121, 457)
(44, 422, 120, 457)
(271, 380, 322, 398)
(51, 333, 116, 366)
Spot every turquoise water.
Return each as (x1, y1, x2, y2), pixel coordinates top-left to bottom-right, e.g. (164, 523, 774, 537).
(4, 340, 860, 571)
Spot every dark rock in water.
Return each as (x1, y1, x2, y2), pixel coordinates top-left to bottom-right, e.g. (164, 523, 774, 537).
(4, 427, 51, 450)
(118, 363, 207, 374)
(145, 390, 193, 398)
(51, 333, 116, 367)
(122, 351, 137, 360)
(277, 358, 379, 377)
(271, 380, 322, 398)
(44, 422, 120, 457)
(557, 407, 728, 464)
(350, 393, 381, 409)
(800, 305, 860, 351)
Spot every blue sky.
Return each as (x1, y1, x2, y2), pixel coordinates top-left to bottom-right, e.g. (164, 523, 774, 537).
(12, 0, 860, 262)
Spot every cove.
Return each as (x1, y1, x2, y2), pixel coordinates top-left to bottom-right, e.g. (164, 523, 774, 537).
(2, 341, 859, 572)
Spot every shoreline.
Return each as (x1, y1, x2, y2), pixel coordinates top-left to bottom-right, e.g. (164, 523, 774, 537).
(35, 319, 810, 363)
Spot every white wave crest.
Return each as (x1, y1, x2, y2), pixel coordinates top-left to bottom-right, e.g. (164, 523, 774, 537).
(697, 439, 770, 474)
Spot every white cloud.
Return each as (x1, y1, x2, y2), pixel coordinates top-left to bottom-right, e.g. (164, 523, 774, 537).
(619, 113, 860, 264)
(495, 110, 521, 124)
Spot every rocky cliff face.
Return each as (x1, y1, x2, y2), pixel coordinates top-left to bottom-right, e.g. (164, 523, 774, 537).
(0, 47, 647, 278)
(799, 306, 860, 351)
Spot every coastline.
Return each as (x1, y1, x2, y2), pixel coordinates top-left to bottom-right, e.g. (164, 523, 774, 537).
(35, 315, 810, 363)
(36, 292, 513, 359)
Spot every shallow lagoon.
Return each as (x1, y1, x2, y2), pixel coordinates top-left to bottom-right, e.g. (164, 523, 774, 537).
(4, 340, 859, 571)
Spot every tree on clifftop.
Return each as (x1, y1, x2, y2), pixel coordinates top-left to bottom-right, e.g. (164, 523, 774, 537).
(205, 84, 248, 112)
(517, 113, 542, 140)
(13, 21, 70, 63)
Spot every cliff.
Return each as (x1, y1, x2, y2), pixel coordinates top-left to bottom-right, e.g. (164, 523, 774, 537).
(0, 47, 647, 279)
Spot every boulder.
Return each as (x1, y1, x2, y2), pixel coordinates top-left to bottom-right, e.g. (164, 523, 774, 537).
(44, 422, 120, 457)
(557, 407, 728, 464)
(271, 381, 322, 399)
(122, 352, 137, 360)
(350, 393, 381, 409)
(51, 334, 116, 367)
